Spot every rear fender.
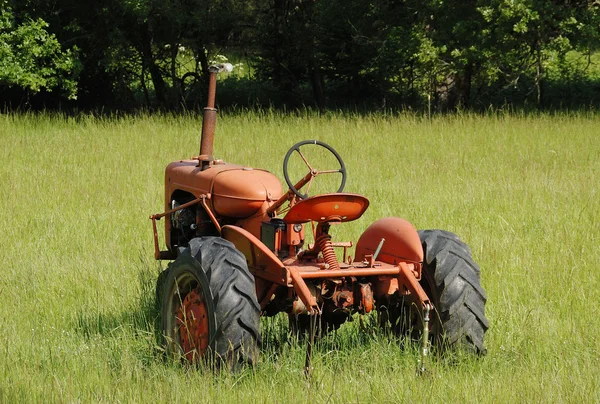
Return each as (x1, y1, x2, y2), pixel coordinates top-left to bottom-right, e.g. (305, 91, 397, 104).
(355, 217, 423, 265)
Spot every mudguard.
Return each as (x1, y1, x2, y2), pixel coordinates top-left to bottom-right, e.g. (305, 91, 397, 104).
(355, 217, 423, 264)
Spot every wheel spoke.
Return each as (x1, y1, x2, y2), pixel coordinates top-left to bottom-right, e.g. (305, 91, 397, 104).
(283, 140, 346, 199)
(304, 177, 314, 196)
(295, 148, 314, 171)
(316, 169, 342, 174)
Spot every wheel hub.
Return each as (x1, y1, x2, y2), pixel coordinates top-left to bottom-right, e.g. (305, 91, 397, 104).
(176, 288, 209, 361)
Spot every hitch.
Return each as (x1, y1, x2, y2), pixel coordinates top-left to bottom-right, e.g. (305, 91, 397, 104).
(418, 302, 432, 374)
(396, 262, 433, 374)
(304, 313, 318, 378)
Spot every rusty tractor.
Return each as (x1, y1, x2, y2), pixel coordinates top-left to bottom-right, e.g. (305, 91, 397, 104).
(151, 64, 488, 372)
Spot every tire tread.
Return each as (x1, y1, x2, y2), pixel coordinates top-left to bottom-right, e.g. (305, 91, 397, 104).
(418, 229, 488, 355)
(160, 236, 260, 369)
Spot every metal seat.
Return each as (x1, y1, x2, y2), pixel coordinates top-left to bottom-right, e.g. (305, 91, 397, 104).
(282, 193, 370, 224)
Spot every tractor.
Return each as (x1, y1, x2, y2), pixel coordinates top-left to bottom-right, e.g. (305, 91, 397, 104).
(150, 64, 488, 372)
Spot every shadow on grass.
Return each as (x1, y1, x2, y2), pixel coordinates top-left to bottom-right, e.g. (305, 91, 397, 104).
(259, 312, 415, 364)
(72, 259, 468, 372)
(73, 257, 166, 363)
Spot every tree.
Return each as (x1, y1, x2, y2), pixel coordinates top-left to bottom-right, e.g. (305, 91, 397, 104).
(0, 0, 79, 101)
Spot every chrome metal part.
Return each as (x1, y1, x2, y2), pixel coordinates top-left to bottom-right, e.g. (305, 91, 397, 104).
(372, 237, 385, 261)
(418, 303, 432, 374)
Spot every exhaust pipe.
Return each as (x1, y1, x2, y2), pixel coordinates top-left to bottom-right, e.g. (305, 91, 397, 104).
(198, 63, 233, 170)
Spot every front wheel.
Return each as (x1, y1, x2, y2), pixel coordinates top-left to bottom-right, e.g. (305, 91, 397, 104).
(159, 237, 261, 370)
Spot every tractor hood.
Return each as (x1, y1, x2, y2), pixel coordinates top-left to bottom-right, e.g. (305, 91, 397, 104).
(165, 160, 283, 219)
(212, 167, 283, 218)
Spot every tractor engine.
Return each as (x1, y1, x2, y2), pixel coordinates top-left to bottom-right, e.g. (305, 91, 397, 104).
(163, 161, 284, 254)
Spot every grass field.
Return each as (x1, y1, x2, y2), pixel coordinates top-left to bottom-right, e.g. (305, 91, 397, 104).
(1, 110, 599, 402)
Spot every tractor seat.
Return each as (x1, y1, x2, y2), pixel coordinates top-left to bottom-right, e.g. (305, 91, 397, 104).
(283, 193, 370, 224)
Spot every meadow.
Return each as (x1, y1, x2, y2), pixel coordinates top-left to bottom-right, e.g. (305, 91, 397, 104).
(1, 110, 599, 402)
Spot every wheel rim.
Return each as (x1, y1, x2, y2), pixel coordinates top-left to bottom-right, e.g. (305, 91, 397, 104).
(176, 288, 209, 361)
(166, 272, 210, 362)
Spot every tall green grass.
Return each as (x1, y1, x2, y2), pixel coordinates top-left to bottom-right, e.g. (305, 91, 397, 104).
(1, 110, 599, 402)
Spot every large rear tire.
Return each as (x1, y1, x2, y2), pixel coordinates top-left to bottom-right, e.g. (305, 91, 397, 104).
(417, 230, 489, 354)
(159, 237, 261, 370)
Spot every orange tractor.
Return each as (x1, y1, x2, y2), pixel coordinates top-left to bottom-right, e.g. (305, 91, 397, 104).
(151, 64, 488, 371)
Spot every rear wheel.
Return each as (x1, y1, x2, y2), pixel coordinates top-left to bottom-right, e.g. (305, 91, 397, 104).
(382, 230, 488, 354)
(417, 230, 488, 354)
(159, 237, 261, 369)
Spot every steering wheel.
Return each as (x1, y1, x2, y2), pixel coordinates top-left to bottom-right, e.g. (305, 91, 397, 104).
(283, 140, 347, 200)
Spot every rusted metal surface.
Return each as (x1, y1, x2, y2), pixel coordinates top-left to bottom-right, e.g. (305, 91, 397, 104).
(162, 161, 282, 250)
(355, 216, 424, 265)
(200, 195, 221, 233)
(206, 70, 217, 108)
(150, 195, 225, 259)
(332, 241, 352, 263)
(212, 168, 281, 218)
(398, 262, 430, 306)
(151, 214, 161, 260)
(373, 277, 399, 297)
(258, 283, 279, 309)
(291, 282, 319, 314)
(296, 265, 401, 279)
(198, 67, 219, 169)
(266, 171, 313, 216)
(316, 233, 340, 271)
(151, 196, 204, 221)
(358, 282, 374, 313)
(222, 225, 288, 284)
(176, 287, 209, 362)
(288, 266, 319, 314)
(198, 108, 216, 168)
(329, 283, 353, 309)
(283, 193, 369, 224)
(150, 196, 204, 259)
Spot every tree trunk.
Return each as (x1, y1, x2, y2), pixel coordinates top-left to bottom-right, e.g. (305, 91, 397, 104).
(536, 40, 544, 109)
(140, 21, 168, 109)
(196, 46, 209, 78)
(272, 0, 287, 97)
(170, 43, 183, 110)
(309, 60, 325, 110)
(458, 62, 473, 108)
(446, 62, 473, 111)
(140, 64, 150, 106)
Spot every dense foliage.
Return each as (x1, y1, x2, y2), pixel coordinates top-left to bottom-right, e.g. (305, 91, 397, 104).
(0, 0, 78, 101)
(1, 0, 599, 111)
